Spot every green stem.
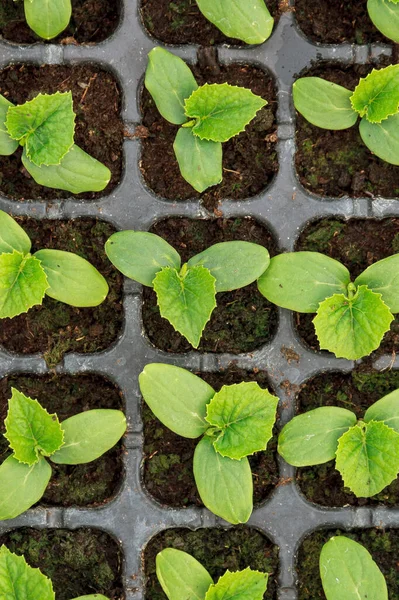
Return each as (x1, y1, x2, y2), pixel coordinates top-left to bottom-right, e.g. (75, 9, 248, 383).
(182, 119, 196, 128)
(347, 282, 357, 300)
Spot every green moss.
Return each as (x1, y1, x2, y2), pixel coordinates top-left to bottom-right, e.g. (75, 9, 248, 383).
(302, 220, 344, 252)
(392, 233, 399, 253)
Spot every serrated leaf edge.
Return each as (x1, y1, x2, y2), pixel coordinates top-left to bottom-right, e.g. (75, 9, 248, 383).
(205, 567, 268, 599)
(0, 545, 55, 596)
(350, 66, 399, 124)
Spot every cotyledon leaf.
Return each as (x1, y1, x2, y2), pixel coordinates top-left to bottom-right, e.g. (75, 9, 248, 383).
(367, 0, 399, 43)
(23, 0, 72, 40)
(0, 95, 18, 156)
(173, 127, 222, 193)
(359, 113, 399, 165)
(156, 548, 213, 600)
(364, 389, 399, 433)
(355, 253, 399, 312)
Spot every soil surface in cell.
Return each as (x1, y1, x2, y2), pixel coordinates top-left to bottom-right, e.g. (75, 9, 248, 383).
(295, 0, 385, 44)
(0, 218, 124, 367)
(142, 217, 278, 353)
(0, 0, 121, 44)
(295, 217, 399, 357)
(140, 52, 278, 212)
(143, 367, 280, 508)
(145, 526, 279, 600)
(0, 528, 124, 600)
(140, 0, 279, 46)
(295, 61, 399, 199)
(297, 529, 399, 599)
(295, 368, 399, 506)
(0, 64, 123, 201)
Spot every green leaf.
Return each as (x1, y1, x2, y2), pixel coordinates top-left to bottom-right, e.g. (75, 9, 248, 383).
(355, 254, 399, 312)
(4, 388, 64, 466)
(22, 144, 111, 193)
(188, 241, 270, 292)
(0, 210, 31, 255)
(257, 252, 350, 313)
(185, 83, 266, 142)
(196, 0, 273, 44)
(0, 251, 48, 319)
(0, 545, 55, 600)
(293, 78, 358, 130)
(364, 389, 399, 433)
(34, 249, 109, 307)
(313, 285, 394, 360)
(359, 113, 399, 165)
(6, 92, 75, 166)
(335, 421, 399, 497)
(71, 597, 109, 600)
(205, 568, 267, 600)
(24, 0, 72, 39)
(153, 265, 217, 348)
(139, 363, 214, 439)
(206, 382, 278, 460)
(350, 65, 399, 123)
(320, 536, 388, 600)
(174, 128, 222, 193)
(0, 455, 51, 520)
(0, 95, 18, 156)
(51, 409, 126, 465)
(145, 48, 198, 125)
(367, 0, 399, 43)
(278, 407, 356, 467)
(156, 549, 213, 600)
(193, 436, 253, 524)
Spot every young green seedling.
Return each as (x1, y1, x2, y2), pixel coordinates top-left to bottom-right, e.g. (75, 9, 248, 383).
(320, 536, 388, 600)
(293, 64, 399, 165)
(0, 210, 109, 319)
(17, 0, 72, 40)
(257, 250, 399, 359)
(0, 545, 109, 599)
(105, 230, 270, 348)
(278, 387, 399, 498)
(367, 0, 399, 44)
(145, 47, 267, 192)
(0, 89, 110, 193)
(139, 363, 278, 523)
(156, 548, 269, 600)
(0, 388, 126, 520)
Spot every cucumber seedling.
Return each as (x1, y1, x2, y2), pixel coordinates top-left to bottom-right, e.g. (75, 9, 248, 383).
(139, 363, 278, 524)
(16, 0, 72, 40)
(367, 0, 399, 44)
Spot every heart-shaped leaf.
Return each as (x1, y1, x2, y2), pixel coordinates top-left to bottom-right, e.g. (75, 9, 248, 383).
(205, 568, 267, 600)
(351, 65, 399, 123)
(0, 546, 55, 600)
(174, 127, 222, 193)
(156, 549, 213, 600)
(0, 455, 51, 520)
(0, 251, 48, 319)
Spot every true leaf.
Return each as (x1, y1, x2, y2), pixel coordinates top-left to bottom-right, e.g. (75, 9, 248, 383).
(51, 409, 126, 465)
(0, 546, 55, 600)
(153, 265, 217, 348)
(320, 536, 388, 600)
(205, 568, 267, 600)
(313, 285, 394, 359)
(139, 363, 214, 438)
(105, 230, 181, 287)
(156, 549, 213, 600)
(193, 436, 253, 524)
(24, 0, 72, 39)
(206, 382, 278, 459)
(4, 388, 64, 465)
(0, 251, 48, 319)
(293, 78, 358, 130)
(364, 389, 399, 433)
(22, 144, 111, 193)
(350, 65, 399, 123)
(34, 249, 109, 307)
(335, 421, 399, 497)
(174, 127, 222, 193)
(188, 241, 270, 292)
(0, 210, 31, 255)
(0, 95, 18, 155)
(367, 0, 399, 43)
(196, 0, 274, 44)
(145, 48, 198, 125)
(6, 92, 75, 166)
(185, 83, 266, 142)
(355, 254, 399, 312)
(257, 252, 350, 313)
(278, 407, 356, 467)
(0, 455, 51, 520)
(359, 113, 399, 165)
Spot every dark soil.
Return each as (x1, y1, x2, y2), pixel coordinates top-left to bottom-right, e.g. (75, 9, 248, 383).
(140, 0, 279, 46)
(144, 526, 279, 600)
(143, 367, 280, 508)
(295, 61, 399, 199)
(0, 0, 121, 44)
(297, 529, 399, 600)
(295, 367, 399, 506)
(0, 528, 124, 600)
(294, 217, 399, 357)
(142, 217, 278, 353)
(0, 373, 124, 506)
(0, 64, 123, 201)
(140, 52, 278, 212)
(295, 0, 384, 44)
(0, 218, 124, 367)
